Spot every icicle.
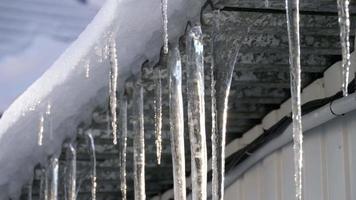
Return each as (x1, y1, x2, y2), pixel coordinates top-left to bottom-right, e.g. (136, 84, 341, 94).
(66, 144, 76, 200)
(86, 132, 97, 200)
(103, 42, 110, 60)
(337, 0, 351, 96)
(186, 25, 207, 200)
(211, 9, 248, 200)
(133, 75, 145, 200)
(265, 0, 270, 8)
(47, 103, 52, 140)
(63, 167, 68, 200)
(168, 45, 187, 200)
(46, 102, 53, 141)
(49, 157, 59, 200)
(38, 102, 51, 146)
(109, 36, 119, 145)
(154, 67, 163, 165)
(43, 168, 49, 200)
(285, 0, 303, 200)
(119, 96, 128, 200)
(210, 10, 220, 200)
(37, 103, 52, 146)
(210, 12, 218, 172)
(27, 179, 33, 200)
(85, 60, 90, 79)
(38, 114, 44, 146)
(39, 169, 46, 200)
(161, 0, 168, 54)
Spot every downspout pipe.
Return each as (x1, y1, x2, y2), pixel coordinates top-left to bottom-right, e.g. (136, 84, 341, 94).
(209, 92, 356, 197)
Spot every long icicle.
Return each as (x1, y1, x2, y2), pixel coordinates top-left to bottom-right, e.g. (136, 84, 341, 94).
(337, 0, 351, 96)
(211, 10, 251, 200)
(168, 45, 187, 200)
(47, 103, 53, 141)
(154, 67, 163, 165)
(285, 0, 303, 199)
(86, 132, 97, 200)
(210, 11, 218, 200)
(66, 144, 76, 200)
(161, 0, 168, 54)
(109, 36, 119, 145)
(158, 0, 169, 166)
(211, 10, 222, 200)
(133, 74, 145, 200)
(186, 25, 207, 200)
(49, 157, 59, 200)
(119, 95, 128, 200)
(38, 114, 44, 146)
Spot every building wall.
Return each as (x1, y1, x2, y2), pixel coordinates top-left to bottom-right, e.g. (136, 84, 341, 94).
(225, 109, 356, 200)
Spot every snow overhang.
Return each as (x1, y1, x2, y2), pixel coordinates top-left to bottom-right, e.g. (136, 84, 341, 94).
(0, 0, 203, 198)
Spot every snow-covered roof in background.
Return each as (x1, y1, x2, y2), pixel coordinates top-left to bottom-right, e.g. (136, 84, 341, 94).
(0, 0, 103, 112)
(0, 0, 203, 198)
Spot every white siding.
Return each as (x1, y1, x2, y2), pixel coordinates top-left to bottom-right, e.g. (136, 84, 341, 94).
(225, 110, 356, 200)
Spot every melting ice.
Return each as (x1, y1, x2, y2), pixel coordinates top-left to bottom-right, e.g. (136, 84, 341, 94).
(109, 37, 119, 145)
(119, 95, 128, 200)
(133, 76, 145, 200)
(337, 0, 351, 96)
(66, 144, 76, 200)
(38, 114, 44, 146)
(168, 45, 187, 200)
(186, 25, 207, 200)
(86, 132, 97, 200)
(154, 67, 163, 165)
(161, 0, 168, 54)
(38, 103, 52, 146)
(285, 0, 303, 199)
(50, 157, 59, 200)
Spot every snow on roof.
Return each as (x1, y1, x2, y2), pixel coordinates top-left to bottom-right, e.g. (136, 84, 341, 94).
(0, 0, 203, 198)
(0, 0, 102, 112)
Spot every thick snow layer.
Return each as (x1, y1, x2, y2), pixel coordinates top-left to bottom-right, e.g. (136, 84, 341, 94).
(0, 0, 203, 198)
(0, 0, 101, 112)
(0, 37, 69, 111)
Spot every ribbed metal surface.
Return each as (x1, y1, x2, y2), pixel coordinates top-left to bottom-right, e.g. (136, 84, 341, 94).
(225, 109, 356, 200)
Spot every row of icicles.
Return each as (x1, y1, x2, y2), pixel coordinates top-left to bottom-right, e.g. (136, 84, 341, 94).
(30, 0, 351, 200)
